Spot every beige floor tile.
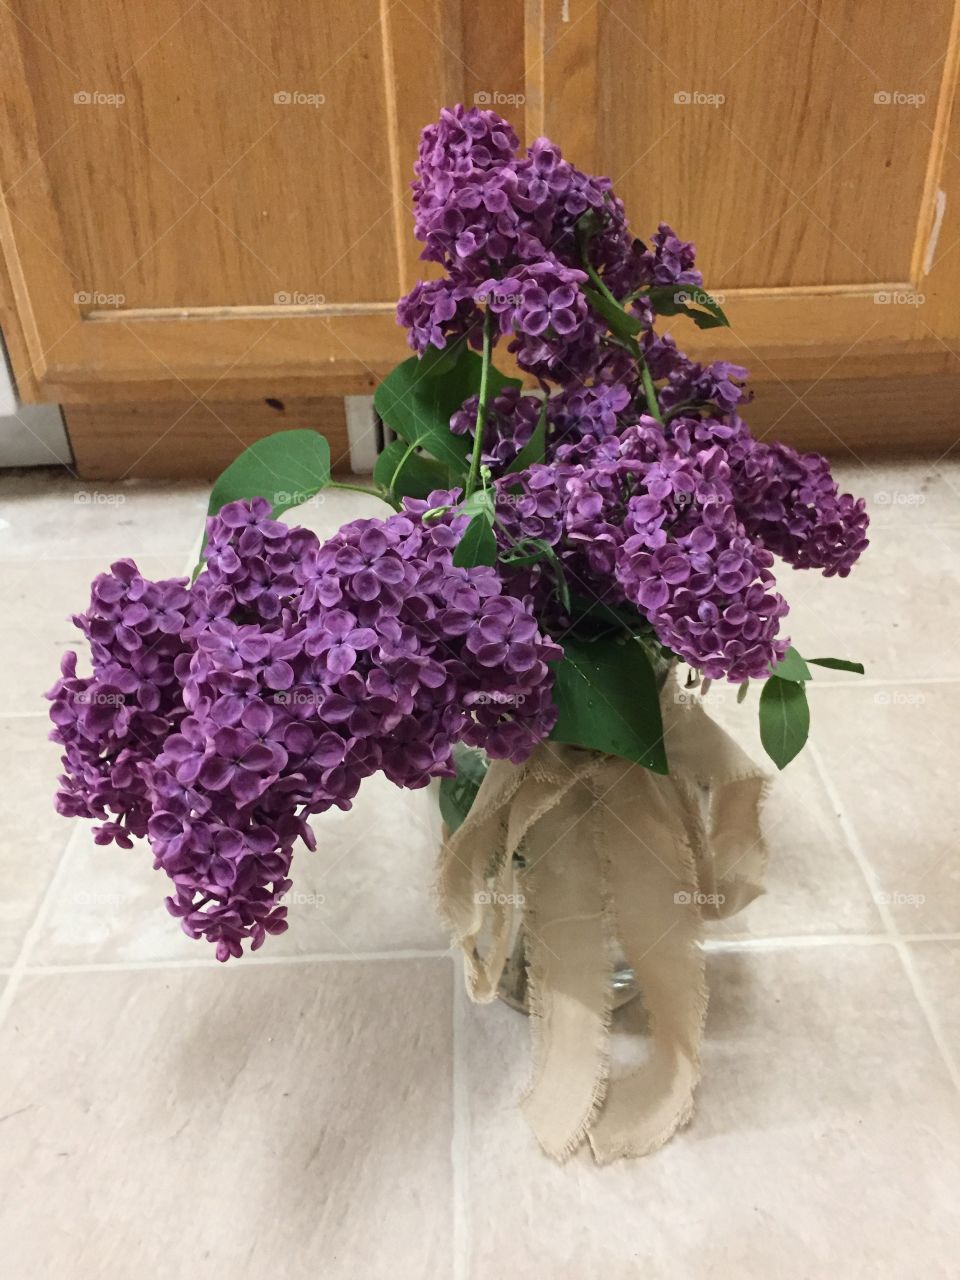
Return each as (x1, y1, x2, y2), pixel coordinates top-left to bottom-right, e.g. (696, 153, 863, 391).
(38, 774, 448, 965)
(459, 945, 960, 1280)
(672, 691, 882, 938)
(3, 555, 176, 714)
(0, 960, 453, 1279)
(0, 715, 72, 965)
(832, 457, 960, 526)
(771, 522, 960, 681)
(0, 471, 208, 562)
(808, 683, 960, 933)
(909, 940, 960, 1062)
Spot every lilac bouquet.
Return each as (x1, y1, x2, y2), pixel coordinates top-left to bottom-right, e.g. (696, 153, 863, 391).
(47, 106, 868, 963)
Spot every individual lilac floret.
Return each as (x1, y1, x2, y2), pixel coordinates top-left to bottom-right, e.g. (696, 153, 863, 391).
(450, 385, 541, 470)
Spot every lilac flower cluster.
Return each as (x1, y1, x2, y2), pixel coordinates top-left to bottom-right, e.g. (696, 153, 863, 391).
(398, 104, 696, 383)
(48, 497, 559, 961)
(729, 439, 870, 577)
(394, 105, 868, 678)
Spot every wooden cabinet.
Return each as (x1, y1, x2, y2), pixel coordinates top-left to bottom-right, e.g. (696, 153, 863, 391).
(1, 1, 959, 472)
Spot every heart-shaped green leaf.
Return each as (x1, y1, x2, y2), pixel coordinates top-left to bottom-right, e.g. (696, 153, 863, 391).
(197, 429, 332, 571)
(439, 744, 490, 833)
(372, 439, 448, 502)
(582, 285, 643, 340)
(505, 400, 548, 473)
(645, 285, 730, 329)
(206, 429, 331, 520)
(374, 352, 520, 476)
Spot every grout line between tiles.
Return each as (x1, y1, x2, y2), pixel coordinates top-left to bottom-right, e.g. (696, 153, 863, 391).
(25, 947, 454, 976)
(809, 742, 960, 1094)
(22, 932, 960, 980)
(706, 933, 909, 951)
(450, 955, 469, 1280)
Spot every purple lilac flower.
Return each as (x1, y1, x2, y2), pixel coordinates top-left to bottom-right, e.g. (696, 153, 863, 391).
(658, 355, 751, 416)
(729, 438, 870, 576)
(549, 382, 636, 465)
(636, 224, 702, 288)
(480, 259, 600, 383)
(48, 496, 560, 962)
(568, 432, 790, 678)
(396, 279, 482, 354)
(450, 385, 541, 470)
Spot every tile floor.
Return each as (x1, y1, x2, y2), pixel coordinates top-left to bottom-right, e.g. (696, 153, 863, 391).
(0, 459, 958, 1279)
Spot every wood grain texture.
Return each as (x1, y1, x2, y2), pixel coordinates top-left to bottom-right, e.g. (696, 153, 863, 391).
(0, 0, 958, 441)
(583, 0, 953, 288)
(64, 397, 352, 480)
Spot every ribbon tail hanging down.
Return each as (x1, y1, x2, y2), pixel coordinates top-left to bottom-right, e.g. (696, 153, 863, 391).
(586, 756, 707, 1163)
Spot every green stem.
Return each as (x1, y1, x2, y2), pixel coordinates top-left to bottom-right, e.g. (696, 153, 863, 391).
(583, 260, 621, 311)
(328, 481, 391, 502)
(582, 259, 664, 425)
(464, 308, 495, 500)
(639, 361, 664, 425)
(388, 439, 419, 500)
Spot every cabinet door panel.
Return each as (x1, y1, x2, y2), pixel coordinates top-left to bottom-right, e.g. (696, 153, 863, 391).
(0, 0, 522, 394)
(2, 0, 960, 426)
(527, 0, 960, 377)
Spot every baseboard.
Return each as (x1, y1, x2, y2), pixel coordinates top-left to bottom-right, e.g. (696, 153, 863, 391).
(62, 374, 960, 481)
(65, 397, 354, 480)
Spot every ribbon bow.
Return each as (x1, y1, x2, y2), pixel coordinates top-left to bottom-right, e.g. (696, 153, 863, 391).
(437, 683, 769, 1163)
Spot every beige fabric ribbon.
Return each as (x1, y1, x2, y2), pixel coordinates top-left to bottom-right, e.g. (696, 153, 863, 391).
(437, 680, 769, 1163)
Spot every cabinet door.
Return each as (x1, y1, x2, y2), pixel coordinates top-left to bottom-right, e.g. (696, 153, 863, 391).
(0, 1, 527, 401)
(4, 0, 960, 451)
(526, 0, 960, 427)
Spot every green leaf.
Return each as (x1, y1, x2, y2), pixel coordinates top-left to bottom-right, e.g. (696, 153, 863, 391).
(582, 284, 643, 341)
(505, 400, 548, 473)
(461, 489, 495, 522)
(737, 679, 750, 704)
(645, 285, 730, 330)
(770, 646, 812, 682)
(549, 634, 668, 774)
(439, 744, 490, 833)
(808, 657, 865, 675)
(372, 439, 448, 501)
(758, 676, 810, 770)
(206, 429, 331, 520)
(566, 591, 650, 638)
(417, 340, 466, 379)
(453, 513, 498, 567)
(374, 353, 520, 476)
